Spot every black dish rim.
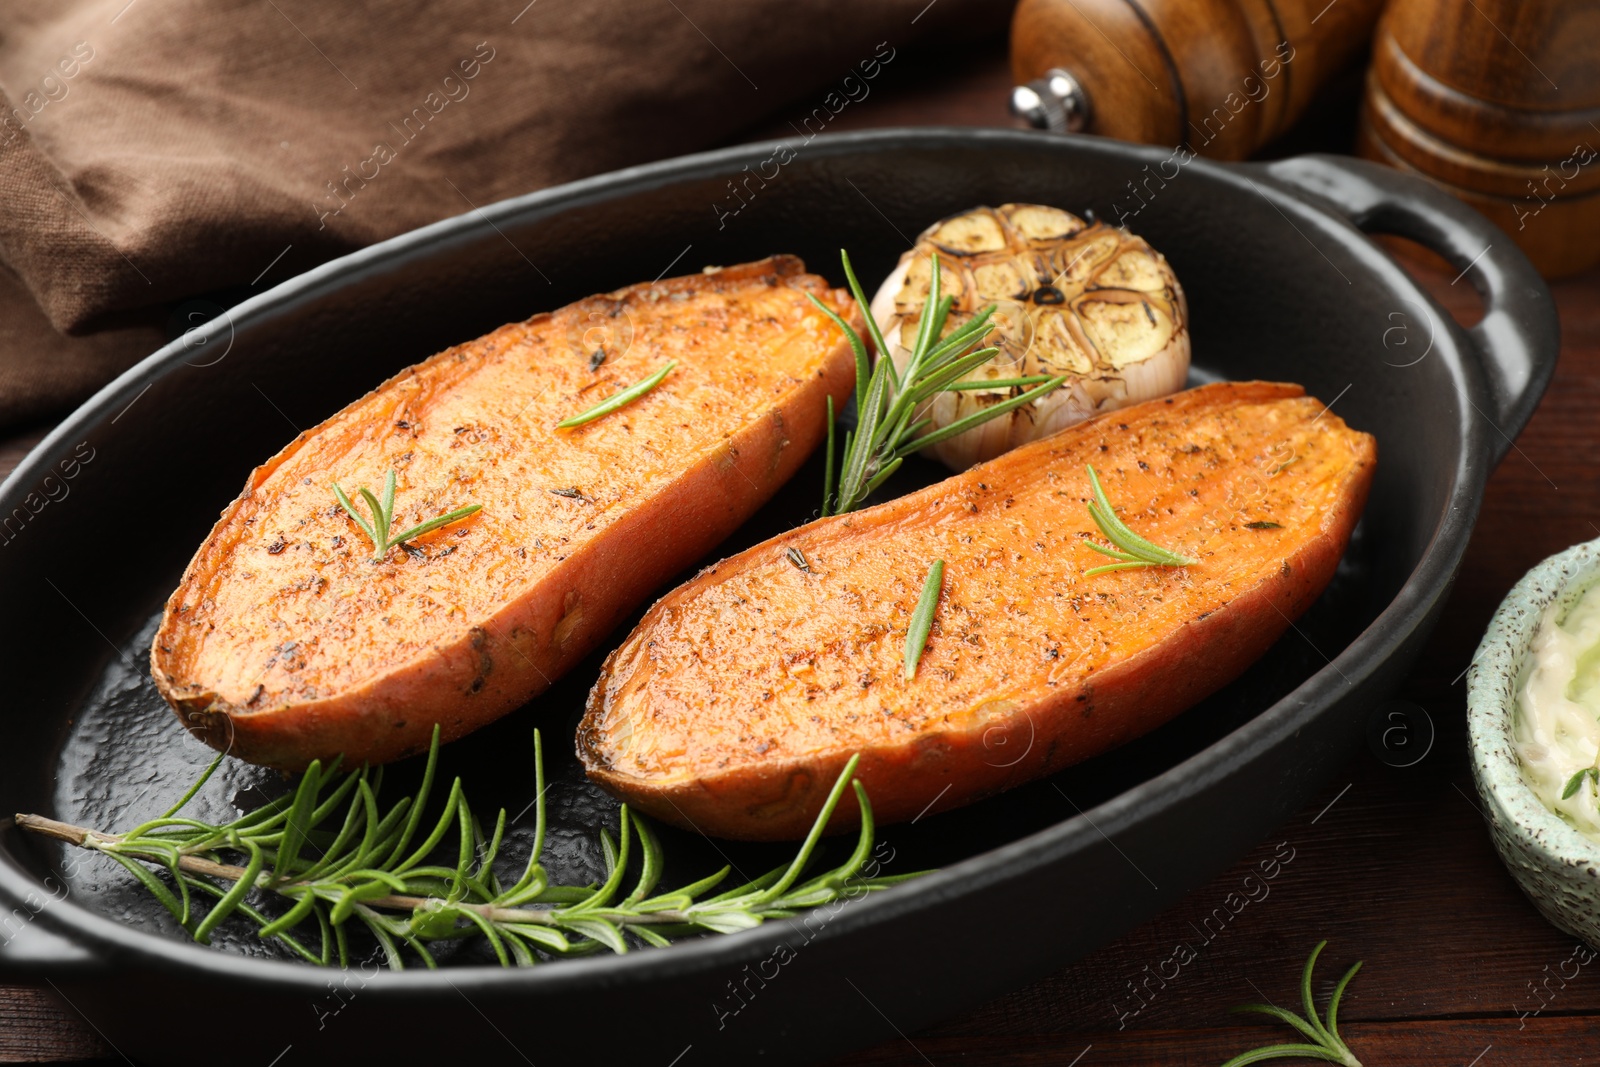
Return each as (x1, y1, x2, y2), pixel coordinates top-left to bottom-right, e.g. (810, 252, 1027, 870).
(0, 126, 1522, 995)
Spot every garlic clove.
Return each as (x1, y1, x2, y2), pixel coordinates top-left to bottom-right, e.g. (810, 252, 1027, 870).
(927, 211, 1008, 255)
(1003, 203, 1086, 244)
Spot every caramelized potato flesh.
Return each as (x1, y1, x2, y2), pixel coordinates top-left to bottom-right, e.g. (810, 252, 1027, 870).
(579, 382, 1376, 840)
(153, 257, 857, 769)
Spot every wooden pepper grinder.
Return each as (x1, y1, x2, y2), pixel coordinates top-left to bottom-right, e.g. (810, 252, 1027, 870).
(1009, 0, 1386, 160)
(1357, 0, 1600, 277)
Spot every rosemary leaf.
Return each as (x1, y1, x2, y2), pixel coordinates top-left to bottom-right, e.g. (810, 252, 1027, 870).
(333, 484, 378, 546)
(379, 470, 397, 542)
(1083, 542, 1142, 562)
(557, 360, 676, 428)
(359, 487, 388, 549)
(898, 376, 1067, 457)
(1087, 465, 1191, 564)
(334, 471, 479, 560)
(900, 345, 1003, 407)
(1081, 464, 1195, 578)
(1221, 941, 1364, 1067)
(1083, 561, 1163, 578)
(941, 374, 1055, 391)
(1327, 958, 1362, 1037)
(840, 253, 895, 386)
(194, 840, 264, 944)
(389, 505, 483, 547)
(806, 297, 871, 421)
(102, 852, 187, 927)
(904, 560, 945, 681)
(258, 887, 320, 939)
(625, 816, 665, 905)
(158, 751, 226, 821)
(752, 753, 861, 906)
(813, 250, 1065, 517)
(274, 760, 322, 879)
(913, 307, 997, 373)
(823, 396, 837, 514)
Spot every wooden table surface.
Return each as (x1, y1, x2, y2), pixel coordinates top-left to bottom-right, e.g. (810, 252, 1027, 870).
(6, 38, 1600, 1067)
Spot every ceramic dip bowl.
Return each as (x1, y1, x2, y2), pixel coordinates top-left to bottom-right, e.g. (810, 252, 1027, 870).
(1469, 536, 1600, 942)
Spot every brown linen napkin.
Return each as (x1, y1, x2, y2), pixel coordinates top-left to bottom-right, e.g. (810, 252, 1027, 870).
(0, 0, 1009, 431)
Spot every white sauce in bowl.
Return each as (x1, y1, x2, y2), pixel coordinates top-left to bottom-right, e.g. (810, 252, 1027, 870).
(1516, 580, 1600, 837)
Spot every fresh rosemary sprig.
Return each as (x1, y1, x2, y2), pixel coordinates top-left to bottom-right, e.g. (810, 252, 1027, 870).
(558, 360, 676, 428)
(904, 559, 944, 681)
(1221, 941, 1364, 1067)
(333, 469, 480, 562)
(1082, 464, 1195, 578)
(809, 250, 1066, 517)
(17, 727, 915, 970)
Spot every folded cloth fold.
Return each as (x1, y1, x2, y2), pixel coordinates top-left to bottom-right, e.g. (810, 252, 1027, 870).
(0, 0, 1008, 431)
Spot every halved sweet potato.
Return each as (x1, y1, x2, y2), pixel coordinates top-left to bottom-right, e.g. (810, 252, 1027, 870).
(578, 381, 1376, 840)
(152, 257, 857, 769)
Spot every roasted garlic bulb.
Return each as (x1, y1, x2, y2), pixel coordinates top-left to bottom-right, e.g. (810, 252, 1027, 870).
(869, 204, 1190, 471)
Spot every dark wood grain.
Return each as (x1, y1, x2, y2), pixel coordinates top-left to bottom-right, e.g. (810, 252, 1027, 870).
(836, 1015, 1600, 1067)
(6, 38, 1600, 1067)
(1359, 0, 1600, 276)
(0, 987, 112, 1063)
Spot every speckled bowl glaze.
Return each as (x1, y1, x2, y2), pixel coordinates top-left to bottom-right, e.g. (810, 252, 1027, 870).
(1469, 537, 1600, 942)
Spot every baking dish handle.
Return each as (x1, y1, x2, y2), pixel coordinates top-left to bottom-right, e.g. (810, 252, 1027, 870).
(1255, 153, 1558, 463)
(0, 909, 106, 977)
(0, 854, 108, 978)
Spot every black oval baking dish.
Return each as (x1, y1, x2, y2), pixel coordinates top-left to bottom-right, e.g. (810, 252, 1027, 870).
(0, 128, 1556, 1065)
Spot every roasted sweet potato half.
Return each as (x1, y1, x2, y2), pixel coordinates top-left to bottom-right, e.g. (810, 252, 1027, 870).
(152, 257, 857, 769)
(578, 381, 1376, 840)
